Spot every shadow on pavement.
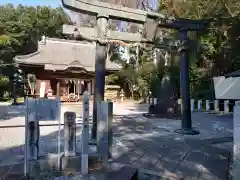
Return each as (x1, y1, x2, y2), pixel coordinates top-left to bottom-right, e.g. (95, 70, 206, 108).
(0, 105, 25, 121)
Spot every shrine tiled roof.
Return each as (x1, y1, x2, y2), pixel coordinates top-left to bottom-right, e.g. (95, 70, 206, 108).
(14, 37, 121, 72)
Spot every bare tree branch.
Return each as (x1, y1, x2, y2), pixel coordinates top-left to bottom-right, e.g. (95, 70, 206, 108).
(219, 0, 236, 17)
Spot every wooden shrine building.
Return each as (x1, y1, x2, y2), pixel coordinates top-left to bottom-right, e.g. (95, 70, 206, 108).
(14, 36, 121, 101)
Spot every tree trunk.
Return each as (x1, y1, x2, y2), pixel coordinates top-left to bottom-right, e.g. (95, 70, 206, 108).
(150, 73, 181, 118)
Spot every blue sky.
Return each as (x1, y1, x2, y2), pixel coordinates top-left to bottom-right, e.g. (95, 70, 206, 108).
(1, 0, 158, 9)
(0, 0, 61, 7)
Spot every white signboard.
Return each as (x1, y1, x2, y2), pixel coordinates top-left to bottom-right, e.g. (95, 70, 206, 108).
(213, 76, 240, 100)
(26, 98, 61, 122)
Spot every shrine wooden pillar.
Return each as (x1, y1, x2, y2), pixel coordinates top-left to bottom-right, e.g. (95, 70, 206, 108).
(57, 80, 60, 97)
(88, 81, 91, 94)
(91, 79, 95, 95)
(74, 80, 76, 94)
(77, 80, 80, 100)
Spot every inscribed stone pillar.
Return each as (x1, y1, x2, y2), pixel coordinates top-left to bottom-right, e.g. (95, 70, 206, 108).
(81, 91, 90, 176)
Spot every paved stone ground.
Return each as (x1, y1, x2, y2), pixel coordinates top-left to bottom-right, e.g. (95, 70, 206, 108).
(0, 102, 233, 179)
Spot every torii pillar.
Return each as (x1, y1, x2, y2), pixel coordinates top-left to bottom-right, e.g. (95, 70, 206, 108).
(92, 14, 109, 140)
(158, 19, 210, 135)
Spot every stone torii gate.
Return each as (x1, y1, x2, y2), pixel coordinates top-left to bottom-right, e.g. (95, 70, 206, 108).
(62, 0, 210, 137)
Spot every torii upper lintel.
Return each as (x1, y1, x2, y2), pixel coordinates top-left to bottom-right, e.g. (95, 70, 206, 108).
(61, 0, 167, 23)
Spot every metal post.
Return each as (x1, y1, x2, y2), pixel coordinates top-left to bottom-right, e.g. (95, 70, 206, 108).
(91, 14, 109, 141)
(64, 112, 76, 157)
(97, 101, 113, 164)
(81, 91, 90, 176)
(175, 30, 199, 135)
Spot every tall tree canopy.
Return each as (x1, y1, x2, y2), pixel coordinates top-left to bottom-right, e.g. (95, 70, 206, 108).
(105, 0, 240, 101)
(0, 4, 72, 98)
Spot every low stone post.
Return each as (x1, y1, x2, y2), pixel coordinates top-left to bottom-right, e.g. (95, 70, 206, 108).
(64, 112, 76, 157)
(206, 100, 210, 111)
(153, 98, 157, 105)
(151, 98, 154, 105)
(224, 100, 229, 113)
(149, 97, 153, 105)
(178, 99, 183, 112)
(191, 99, 195, 112)
(148, 92, 152, 104)
(81, 91, 90, 176)
(178, 99, 181, 105)
(214, 100, 219, 112)
(97, 101, 113, 164)
(120, 89, 124, 102)
(197, 100, 202, 111)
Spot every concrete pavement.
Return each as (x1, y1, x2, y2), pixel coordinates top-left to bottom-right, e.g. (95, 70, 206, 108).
(0, 102, 233, 179)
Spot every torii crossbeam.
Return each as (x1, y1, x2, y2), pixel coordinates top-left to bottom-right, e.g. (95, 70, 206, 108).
(62, 0, 211, 138)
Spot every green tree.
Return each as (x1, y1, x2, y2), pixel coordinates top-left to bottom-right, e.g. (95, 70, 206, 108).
(157, 0, 240, 99)
(0, 4, 72, 99)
